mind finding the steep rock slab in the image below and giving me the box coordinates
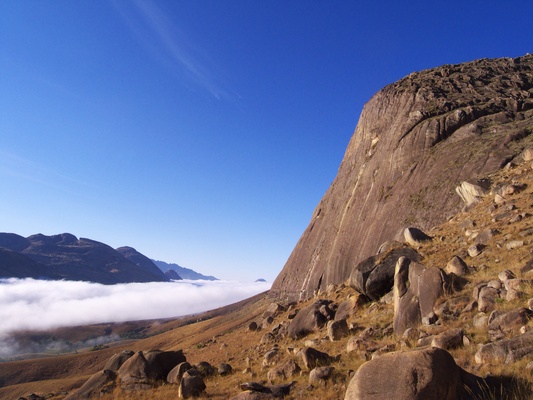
[393,257,447,335]
[344,347,463,400]
[271,55,533,301]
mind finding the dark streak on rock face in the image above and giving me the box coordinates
[271,55,533,301]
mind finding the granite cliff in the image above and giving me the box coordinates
[271,55,533,301]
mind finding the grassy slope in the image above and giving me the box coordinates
[4,159,533,399]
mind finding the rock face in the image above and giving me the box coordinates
[0,232,170,284]
[271,55,533,301]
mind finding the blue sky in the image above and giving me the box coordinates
[1,1,531,281]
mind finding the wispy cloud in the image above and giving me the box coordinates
[113,0,234,100]
[0,150,93,194]
[0,278,270,356]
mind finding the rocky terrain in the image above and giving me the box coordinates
[0,233,173,284]
[271,54,533,301]
[1,55,533,399]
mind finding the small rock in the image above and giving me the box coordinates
[445,256,469,276]
[506,240,524,250]
[468,244,483,257]
[498,270,516,282]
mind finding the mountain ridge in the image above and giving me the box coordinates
[152,259,218,281]
[0,233,208,284]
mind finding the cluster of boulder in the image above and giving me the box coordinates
[53,149,533,399]
[64,349,217,399]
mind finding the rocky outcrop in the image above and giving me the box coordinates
[271,55,533,301]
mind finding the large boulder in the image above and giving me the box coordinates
[393,257,447,335]
[348,243,421,301]
[287,300,335,339]
[144,349,186,381]
[167,361,192,384]
[64,370,116,400]
[475,330,533,364]
[270,55,533,301]
[344,347,463,400]
[117,351,152,390]
[179,375,206,399]
[103,350,135,372]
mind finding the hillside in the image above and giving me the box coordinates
[2,55,533,400]
[271,54,533,301]
[4,154,533,399]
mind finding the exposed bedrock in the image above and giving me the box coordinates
[271,55,533,301]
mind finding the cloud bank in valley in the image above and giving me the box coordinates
[0,278,271,355]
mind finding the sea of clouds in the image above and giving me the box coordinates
[0,278,271,357]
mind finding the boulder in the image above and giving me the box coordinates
[263,303,285,319]
[267,359,301,383]
[195,361,216,377]
[231,392,276,400]
[344,347,463,400]
[487,308,533,340]
[287,300,334,339]
[455,180,489,207]
[262,348,281,367]
[167,361,192,384]
[477,286,499,313]
[218,363,233,376]
[404,227,432,246]
[298,347,334,370]
[179,375,206,399]
[102,350,134,372]
[335,295,366,321]
[431,329,464,350]
[309,366,335,386]
[522,148,533,162]
[327,319,349,341]
[393,257,446,335]
[348,243,421,301]
[144,349,186,381]
[475,330,533,364]
[64,369,116,400]
[236,382,294,399]
[445,256,469,276]
[117,351,151,389]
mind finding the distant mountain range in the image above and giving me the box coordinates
[0,232,214,284]
[152,259,217,281]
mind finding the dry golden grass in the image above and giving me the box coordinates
[5,161,533,399]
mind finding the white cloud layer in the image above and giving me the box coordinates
[0,278,270,356]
